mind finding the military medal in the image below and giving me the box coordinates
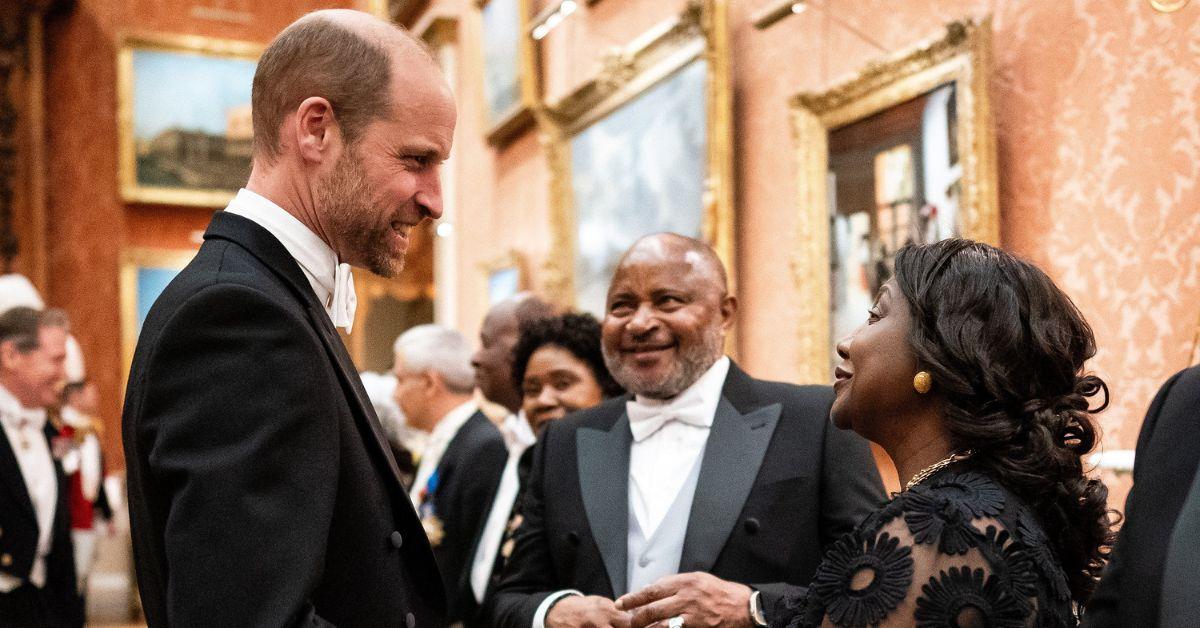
[418,470,444,547]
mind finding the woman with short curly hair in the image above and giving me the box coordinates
[512,312,624,435]
[773,238,1114,627]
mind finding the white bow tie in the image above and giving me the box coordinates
[331,263,357,334]
[626,396,711,442]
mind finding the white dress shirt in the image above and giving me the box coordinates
[627,356,729,538]
[532,357,731,628]
[408,401,479,505]
[223,188,357,332]
[0,384,57,592]
[469,411,538,601]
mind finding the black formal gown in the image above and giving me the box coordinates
[771,466,1076,628]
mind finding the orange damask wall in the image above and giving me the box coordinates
[725,0,1200,502]
[37,0,1200,488]
[41,0,363,464]
[422,0,1199,507]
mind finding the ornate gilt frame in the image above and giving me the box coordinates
[117,33,262,207]
[535,0,734,308]
[481,249,530,304]
[477,0,537,146]
[789,19,999,384]
[119,247,198,390]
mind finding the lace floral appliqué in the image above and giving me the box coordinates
[914,566,1028,628]
[810,532,915,626]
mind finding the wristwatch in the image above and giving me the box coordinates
[749,589,768,627]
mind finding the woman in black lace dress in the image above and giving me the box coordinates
[772,239,1114,627]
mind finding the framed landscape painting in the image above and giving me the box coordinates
[118,33,262,207]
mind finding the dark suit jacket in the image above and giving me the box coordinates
[122,211,446,628]
[487,363,885,627]
[1086,365,1200,627]
[427,410,508,624]
[0,423,81,627]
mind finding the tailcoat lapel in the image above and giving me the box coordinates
[576,412,632,597]
[679,374,782,573]
[0,425,36,525]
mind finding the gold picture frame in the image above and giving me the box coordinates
[481,250,529,305]
[789,19,999,384]
[119,247,199,390]
[117,33,263,207]
[478,0,536,147]
[536,0,735,312]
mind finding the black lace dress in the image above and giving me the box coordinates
[771,467,1075,628]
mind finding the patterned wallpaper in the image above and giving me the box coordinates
[995,0,1200,457]
[731,0,1200,476]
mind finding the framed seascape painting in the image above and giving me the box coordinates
[118,34,262,207]
[539,0,735,316]
[790,20,999,383]
[480,0,533,145]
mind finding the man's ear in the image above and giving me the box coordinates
[0,340,20,372]
[719,295,738,332]
[291,96,341,165]
[420,371,439,397]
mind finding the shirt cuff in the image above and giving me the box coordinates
[532,590,583,628]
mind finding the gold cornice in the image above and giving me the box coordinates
[791,21,972,116]
[541,0,705,132]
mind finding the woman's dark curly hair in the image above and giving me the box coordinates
[511,312,624,398]
[892,238,1114,604]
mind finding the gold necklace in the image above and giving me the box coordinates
[904,449,975,491]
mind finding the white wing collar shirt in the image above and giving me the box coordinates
[223,188,357,333]
[532,356,731,628]
[626,356,730,538]
[0,383,57,592]
[408,401,479,505]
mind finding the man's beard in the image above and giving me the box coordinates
[319,150,404,278]
[602,326,724,400]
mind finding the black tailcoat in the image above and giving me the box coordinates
[425,410,508,623]
[123,212,446,628]
[0,423,81,627]
[487,364,885,627]
[1086,365,1200,627]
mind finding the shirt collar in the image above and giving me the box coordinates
[503,410,538,451]
[428,401,479,446]
[0,383,47,432]
[223,188,339,307]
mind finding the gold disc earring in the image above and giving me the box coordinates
[913,371,933,394]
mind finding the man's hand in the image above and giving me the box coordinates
[615,572,754,628]
[546,595,632,628]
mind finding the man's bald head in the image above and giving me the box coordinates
[251,9,435,161]
[601,233,735,399]
[615,233,729,298]
[472,293,557,412]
